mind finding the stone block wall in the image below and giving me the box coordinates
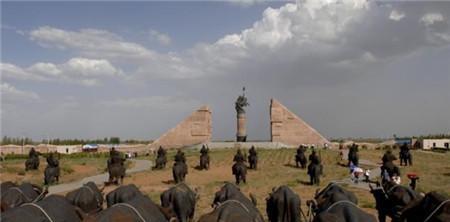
[270,99,329,147]
[149,105,212,150]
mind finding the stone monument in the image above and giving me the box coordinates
[149,105,212,150]
[235,87,249,142]
[270,99,329,146]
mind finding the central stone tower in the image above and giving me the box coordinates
[235,87,249,142]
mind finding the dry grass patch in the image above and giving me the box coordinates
[0,157,108,185]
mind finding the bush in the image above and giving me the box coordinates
[5,166,22,173]
[60,152,110,159]
[361,202,375,208]
[362,145,368,150]
[17,169,26,176]
[62,165,74,174]
[4,154,28,160]
[383,145,392,150]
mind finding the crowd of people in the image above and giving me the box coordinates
[21,141,415,188]
[10,141,442,222]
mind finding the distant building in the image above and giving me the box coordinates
[422,139,450,150]
[56,145,81,154]
[82,144,99,152]
[394,138,412,145]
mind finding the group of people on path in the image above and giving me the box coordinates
[155,144,325,186]
[24,147,60,185]
[25,147,40,170]
[380,142,414,185]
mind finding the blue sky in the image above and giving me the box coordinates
[2,1,284,63]
[1,0,449,141]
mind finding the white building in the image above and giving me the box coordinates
[422,139,450,150]
[82,144,99,152]
[56,145,82,154]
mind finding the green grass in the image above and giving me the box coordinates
[62,165,74,174]
[3,148,449,220]
[358,149,450,195]
[137,148,450,220]
[1,156,108,185]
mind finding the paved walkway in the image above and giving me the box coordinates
[332,150,381,190]
[48,159,152,194]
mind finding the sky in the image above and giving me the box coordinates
[1,0,449,141]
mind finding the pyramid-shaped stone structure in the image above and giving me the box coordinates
[270,99,329,146]
[149,105,212,150]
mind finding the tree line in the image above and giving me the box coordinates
[1,136,152,145]
[330,133,450,143]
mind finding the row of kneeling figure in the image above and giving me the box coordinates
[1,180,449,222]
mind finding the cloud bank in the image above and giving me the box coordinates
[2,0,450,140]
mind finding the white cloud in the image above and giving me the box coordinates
[420,13,444,26]
[126,0,450,81]
[28,63,62,77]
[390,10,405,21]
[19,1,450,83]
[1,83,40,103]
[63,57,122,77]
[3,0,450,140]
[1,24,26,36]
[29,26,154,61]
[1,58,123,86]
[149,29,172,46]
[0,63,45,81]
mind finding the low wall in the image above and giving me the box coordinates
[0,144,149,155]
[185,142,297,150]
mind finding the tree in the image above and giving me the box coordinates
[109,137,120,144]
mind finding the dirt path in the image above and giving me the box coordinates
[48,159,151,194]
[333,149,381,190]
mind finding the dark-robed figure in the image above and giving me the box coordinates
[154,146,167,169]
[348,143,359,166]
[307,150,322,185]
[232,149,247,184]
[108,147,125,166]
[44,152,60,185]
[295,145,307,168]
[107,147,126,185]
[175,149,186,163]
[200,145,209,155]
[248,146,258,170]
[382,149,397,165]
[173,149,188,183]
[233,149,246,163]
[380,150,401,185]
[199,145,210,170]
[25,147,40,171]
[399,142,412,166]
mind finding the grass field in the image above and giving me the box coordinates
[357,149,450,195]
[130,148,450,220]
[344,149,450,214]
[2,148,448,221]
[0,156,109,185]
[130,148,372,219]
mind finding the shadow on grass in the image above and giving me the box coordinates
[284,163,305,169]
[297,179,312,186]
[194,165,210,171]
[162,180,175,185]
[337,162,348,167]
